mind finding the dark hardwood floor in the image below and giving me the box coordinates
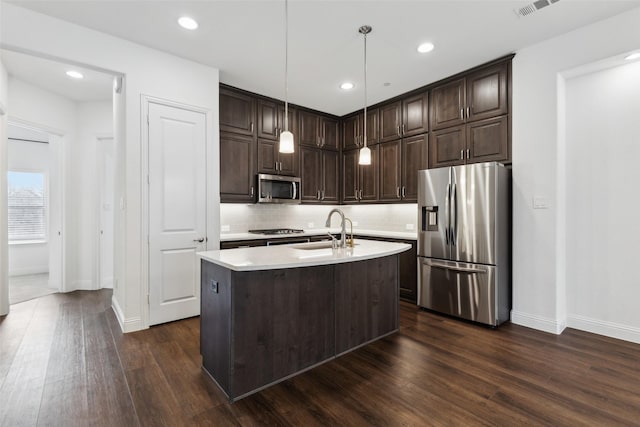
[1,289,639,426]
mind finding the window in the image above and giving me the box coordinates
[8,171,46,242]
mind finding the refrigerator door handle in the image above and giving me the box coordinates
[452,183,458,246]
[424,259,487,274]
[445,183,451,245]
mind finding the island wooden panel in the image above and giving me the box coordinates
[335,256,399,354]
[200,254,400,401]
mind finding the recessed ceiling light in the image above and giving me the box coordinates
[417,42,435,53]
[340,82,354,90]
[625,52,640,61]
[178,16,198,30]
[66,70,84,79]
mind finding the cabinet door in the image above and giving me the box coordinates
[430,78,465,131]
[220,88,256,136]
[429,125,466,168]
[300,146,321,202]
[466,62,508,123]
[298,110,320,148]
[399,241,418,302]
[342,114,360,150]
[401,134,427,202]
[342,149,359,203]
[402,92,428,137]
[220,132,255,202]
[365,108,379,145]
[257,99,279,140]
[278,150,298,176]
[257,138,278,174]
[321,150,339,203]
[379,101,402,143]
[359,145,379,201]
[379,140,402,202]
[321,117,339,151]
[466,116,508,163]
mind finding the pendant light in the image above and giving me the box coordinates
[279,0,294,153]
[358,25,372,165]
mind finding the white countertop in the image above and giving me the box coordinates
[198,238,411,271]
[220,228,417,242]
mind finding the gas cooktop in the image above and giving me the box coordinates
[248,228,305,235]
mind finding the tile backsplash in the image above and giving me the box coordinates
[220,203,418,234]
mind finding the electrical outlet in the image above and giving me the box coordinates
[221,224,230,232]
[533,197,549,209]
[406,223,415,230]
[210,280,218,293]
[307,222,314,228]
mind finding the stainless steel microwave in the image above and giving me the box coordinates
[257,174,301,204]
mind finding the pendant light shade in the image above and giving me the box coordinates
[358,25,372,166]
[279,130,294,153]
[359,146,371,165]
[279,0,294,153]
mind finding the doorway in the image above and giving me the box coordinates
[6,123,62,304]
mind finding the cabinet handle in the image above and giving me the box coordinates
[466,149,470,159]
[466,107,470,118]
[250,186,254,197]
[397,126,400,137]
[321,190,325,201]
[250,122,254,133]
[360,189,363,200]
[460,109,464,120]
[396,187,400,199]
[402,186,406,198]
[460,150,464,160]
[402,123,405,135]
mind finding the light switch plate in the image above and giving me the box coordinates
[533,197,549,209]
[210,280,218,293]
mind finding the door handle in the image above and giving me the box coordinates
[445,183,451,245]
[193,237,205,243]
[424,259,486,274]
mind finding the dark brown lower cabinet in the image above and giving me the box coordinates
[200,254,400,402]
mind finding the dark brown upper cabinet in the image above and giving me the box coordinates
[429,116,508,168]
[343,109,379,150]
[257,100,296,141]
[220,131,255,203]
[379,92,428,143]
[257,138,298,176]
[342,147,379,203]
[431,62,508,131]
[220,88,256,136]
[379,134,427,202]
[298,110,339,151]
[300,147,339,203]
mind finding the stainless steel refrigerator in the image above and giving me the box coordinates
[417,162,511,326]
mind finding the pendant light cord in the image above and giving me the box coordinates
[363,29,367,148]
[284,0,289,131]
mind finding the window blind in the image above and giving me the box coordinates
[8,172,46,242]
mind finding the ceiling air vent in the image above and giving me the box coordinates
[514,0,560,18]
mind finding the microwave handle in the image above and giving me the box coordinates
[292,181,297,200]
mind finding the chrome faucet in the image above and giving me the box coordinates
[325,208,347,248]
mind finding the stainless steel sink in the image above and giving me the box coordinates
[291,241,358,250]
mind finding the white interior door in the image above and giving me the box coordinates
[97,137,114,288]
[148,102,206,325]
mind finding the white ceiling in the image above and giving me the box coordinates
[4,0,640,115]
[0,49,114,102]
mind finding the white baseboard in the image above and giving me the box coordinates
[100,277,113,289]
[111,295,144,333]
[567,314,640,345]
[70,280,94,291]
[511,310,566,335]
[9,266,48,276]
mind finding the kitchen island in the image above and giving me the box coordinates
[198,239,410,402]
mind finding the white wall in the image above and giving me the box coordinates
[74,101,112,289]
[0,60,9,316]
[220,203,417,235]
[511,6,640,336]
[7,137,51,276]
[1,3,220,332]
[564,61,640,343]
[8,78,75,292]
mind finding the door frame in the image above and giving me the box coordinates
[95,134,114,289]
[141,95,212,328]
[6,117,66,294]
